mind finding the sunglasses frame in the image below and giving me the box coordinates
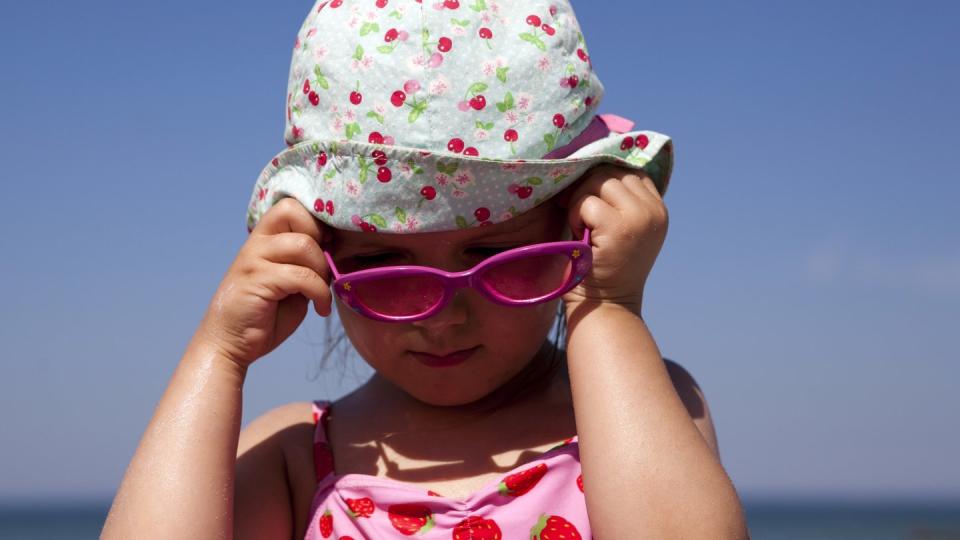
[322,229,592,323]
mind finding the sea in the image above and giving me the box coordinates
[0,499,958,539]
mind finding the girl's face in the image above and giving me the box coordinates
[328,202,568,407]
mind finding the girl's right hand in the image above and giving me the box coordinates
[196,198,333,370]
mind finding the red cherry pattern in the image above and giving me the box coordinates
[317,151,328,167]
[313,197,336,216]
[635,134,650,149]
[437,37,452,52]
[541,24,555,36]
[526,14,541,27]
[377,166,392,182]
[447,137,465,153]
[350,90,362,105]
[420,186,436,200]
[308,91,320,106]
[469,95,486,110]
[478,27,492,39]
[474,207,490,221]
[443,0,459,8]
[463,146,479,156]
[371,149,387,166]
[368,131,384,144]
[503,129,518,142]
[376,0,388,7]
[620,136,634,151]
[391,90,406,107]
[552,113,565,128]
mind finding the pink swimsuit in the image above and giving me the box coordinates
[304,400,591,539]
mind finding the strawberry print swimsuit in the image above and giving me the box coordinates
[304,400,591,539]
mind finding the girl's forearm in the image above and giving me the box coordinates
[565,301,748,539]
[101,334,247,539]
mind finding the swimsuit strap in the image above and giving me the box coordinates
[311,400,335,482]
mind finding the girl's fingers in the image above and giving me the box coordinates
[567,191,617,240]
[259,262,333,315]
[253,197,325,245]
[249,198,332,313]
[566,165,647,236]
[565,166,616,235]
[620,172,662,201]
[256,232,331,282]
[595,174,644,215]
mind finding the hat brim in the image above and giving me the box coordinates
[246,130,672,234]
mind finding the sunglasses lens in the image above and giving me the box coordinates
[481,253,572,300]
[352,274,444,317]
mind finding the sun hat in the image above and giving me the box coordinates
[246,0,673,234]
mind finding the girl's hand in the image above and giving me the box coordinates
[196,198,333,369]
[561,164,668,312]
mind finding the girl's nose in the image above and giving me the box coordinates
[411,287,472,331]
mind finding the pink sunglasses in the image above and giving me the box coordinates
[323,229,592,322]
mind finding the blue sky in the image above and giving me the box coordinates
[0,0,957,502]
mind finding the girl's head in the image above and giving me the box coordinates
[325,197,570,406]
[245,0,674,405]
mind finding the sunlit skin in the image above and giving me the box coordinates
[102,165,747,539]
[327,201,569,407]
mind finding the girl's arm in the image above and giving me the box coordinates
[101,336,257,539]
[561,165,748,538]
[103,199,333,538]
[566,302,747,539]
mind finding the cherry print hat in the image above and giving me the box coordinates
[246,0,674,234]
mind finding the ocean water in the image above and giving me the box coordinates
[745,501,960,540]
[0,502,110,540]
[1,500,958,539]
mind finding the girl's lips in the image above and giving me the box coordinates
[411,346,480,368]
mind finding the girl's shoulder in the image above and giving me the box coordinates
[236,401,319,539]
[238,401,317,458]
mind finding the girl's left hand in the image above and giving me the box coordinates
[560,164,668,311]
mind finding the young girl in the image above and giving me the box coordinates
[103,0,747,538]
